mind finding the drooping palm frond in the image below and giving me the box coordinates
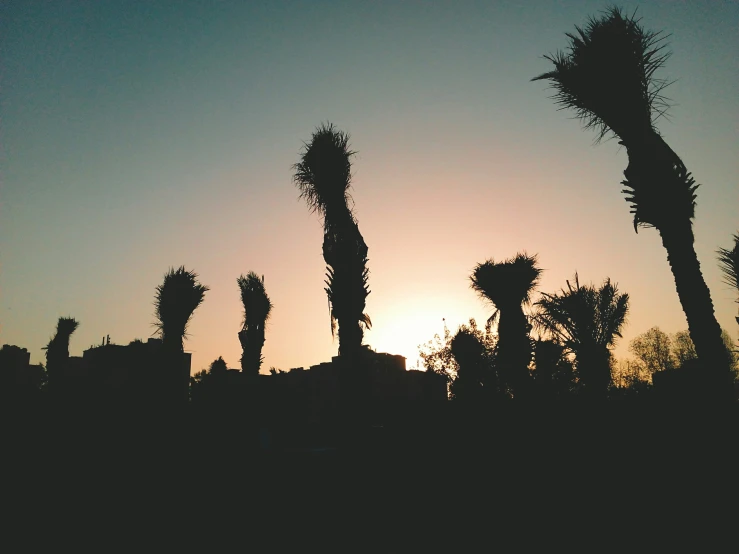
[292,122,356,220]
[532,6,672,143]
[154,266,209,348]
[717,232,739,294]
[470,253,542,320]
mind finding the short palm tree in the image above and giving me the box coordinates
[534,274,629,395]
[155,266,209,353]
[237,272,273,375]
[154,266,208,399]
[533,7,730,380]
[717,232,739,328]
[293,123,371,360]
[470,253,541,397]
[43,317,79,389]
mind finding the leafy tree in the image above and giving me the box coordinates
[534,274,629,396]
[612,358,650,391]
[237,272,273,375]
[418,319,496,398]
[629,326,675,376]
[450,326,498,403]
[293,123,371,360]
[470,253,541,397]
[670,329,738,378]
[671,330,698,368]
[534,6,730,383]
[43,317,79,390]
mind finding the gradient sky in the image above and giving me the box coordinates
[2,1,737,375]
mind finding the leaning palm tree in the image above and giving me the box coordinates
[534,274,629,396]
[43,317,79,389]
[237,272,273,375]
[154,266,208,400]
[533,7,730,381]
[293,123,371,360]
[717,232,739,328]
[470,253,542,397]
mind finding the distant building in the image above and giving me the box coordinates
[0,344,45,392]
[82,338,191,400]
[255,350,447,426]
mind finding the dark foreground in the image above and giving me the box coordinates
[5,399,738,549]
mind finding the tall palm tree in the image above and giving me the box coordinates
[533,7,730,382]
[293,123,371,360]
[237,272,273,375]
[154,266,208,400]
[534,274,629,395]
[43,317,79,389]
[470,253,541,397]
[717,232,739,328]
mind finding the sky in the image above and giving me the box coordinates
[1,1,737,374]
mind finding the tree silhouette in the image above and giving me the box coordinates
[43,317,79,390]
[470,253,541,397]
[154,266,208,401]
[449,324,497,403]
[533,7,731,385]
[237,272,273,375]
[717,232,739,329]
[532,339,576,397]
[629,326,675,377]
[293,123,371,360]
[534,274,629,396]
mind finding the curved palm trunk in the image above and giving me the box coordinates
[660,223,731,386]
[623,135,731,386]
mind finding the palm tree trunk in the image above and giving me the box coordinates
[660,221,731,390]
[497,309,533,397]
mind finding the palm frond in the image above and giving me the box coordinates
[154,266,209,345]
[533,6,672,143]
[293,122,356,220]
[237,271,273,330]
[43,316,80,351]
[534,273,629,352]
[717,232,739,294]
[471,252,542,311]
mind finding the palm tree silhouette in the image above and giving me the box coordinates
[470,253,541,397]
[237,272,273,375]
[43,317,79,390]
[534,274,629,396]
[154,266,208,400]
[293,123,371,360]
[717,233,739,328]
[533,7,730,381]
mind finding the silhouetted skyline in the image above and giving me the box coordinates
[2,1,737,374]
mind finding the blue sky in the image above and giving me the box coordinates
[2,1,737,373]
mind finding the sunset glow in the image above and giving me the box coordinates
[2,1,737,376]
